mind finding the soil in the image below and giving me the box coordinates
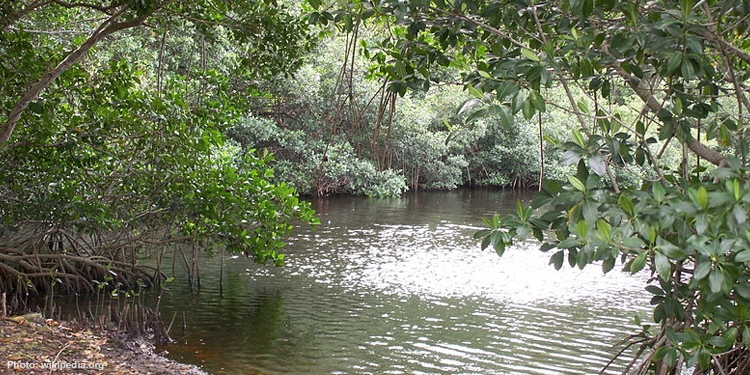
[0,314,210,375]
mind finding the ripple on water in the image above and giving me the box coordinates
[153,192,652,375]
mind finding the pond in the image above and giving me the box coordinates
[153,189,651,375]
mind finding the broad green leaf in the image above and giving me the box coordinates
[550,250,565,270]
[568,175,586,192]
[736,250,750,263]
[497,105,514,131]
[576,219,588,237]
[522,97,535,119]
[572,128,586,147]
[708,269,725,294]
[696,186,708,209]
[577,99,589,113]
[493,236,506,257]
[529,90,546,111]
[467,84,484,99]
[521,48,540,62]
[588,155,606,176]
[618,193,634,216]
[694,260,712,280]
[681,0,694,18]
[734,204,747,224]
[665,53,682,76]
[597,219,611,241]
[733,179,741,201]
[645,285,665,296]
[629,251,648,274]
[581,0,593,18]
[655,252,671,281]
[582,201,598,222]
[652,182,666,202]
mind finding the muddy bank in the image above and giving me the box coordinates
[0,314,210,375]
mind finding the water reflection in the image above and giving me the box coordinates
[154,189,650,375]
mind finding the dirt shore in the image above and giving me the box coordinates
[0,314,209,375]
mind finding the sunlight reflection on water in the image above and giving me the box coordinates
[151,190,653,375]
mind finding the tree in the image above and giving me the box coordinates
[312,0,750,373]
[0,0,312,148]
[0,1,318,303]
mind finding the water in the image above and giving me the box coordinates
[151,189,651,375]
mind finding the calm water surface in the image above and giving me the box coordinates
[155,189,651,375]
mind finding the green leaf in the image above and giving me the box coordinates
[736,250,750,263]
[572,128,586,147]
[576,219,588,237]
[694,260,712,280]
[707,335,728,349]
[493,236,506,257]
[734,204,747,224]
[618,193,635,216]
[645,285,665,296]
[696,186,708,209]
[497,105,514,131]
[708,269,725,294]
[655,252,671,281]
[550,250,565,270]
[522,97,535,120]
[652,182,666,202]
[521,48,540,62]
[629,251,648,274]
[581,0,593,18]
[681,0,694,18]
[733,178,741,201]
[597,219,611,241]
[529,90,546,112]
[577,99,589,113]
[582,201,598,222]
[697,348,711,370]
[665,53,682,76]
[568,175,586,192]
[467,84,484,99]
[588,155,606,176]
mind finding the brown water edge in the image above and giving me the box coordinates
[1,286,211,375]
[0,313,209,375]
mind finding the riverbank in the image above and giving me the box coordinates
[0,314,209,375]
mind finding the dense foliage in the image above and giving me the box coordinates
[306,0,750,374]
[230,31,593,196]
[4,0,750,373]
[0,1,317,301]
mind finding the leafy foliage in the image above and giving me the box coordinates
[309,0,750,373]
[0,0,318,297]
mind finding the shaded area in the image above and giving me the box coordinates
[0,315,207,375]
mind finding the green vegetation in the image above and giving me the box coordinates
[4,0,750,374]
[0,1,318,302]
[307,0,750,374]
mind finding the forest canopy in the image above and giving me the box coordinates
[0,0,318,304]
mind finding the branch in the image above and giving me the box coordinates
[6,26,89,35]
[50,0,125,13]
[606,57,727,166]
[699,28,750,67]
[0,8,150,149]
[0,1,54,30]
